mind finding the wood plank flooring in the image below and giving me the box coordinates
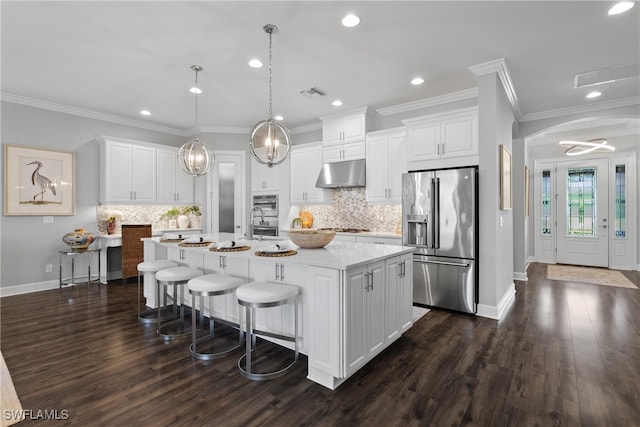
[1,262,639,426]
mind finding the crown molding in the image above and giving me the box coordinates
[520,97,640,122]
[319,106,371,121]
[1,92,185,136]
[469,58,523,120]
[376,88,478,116]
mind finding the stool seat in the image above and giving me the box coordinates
[156,267,202,339]
[236,281,299,381]
[137,259,177,273]
[188,274,244,360]
[156,266,201,283]
[236,281,299,305]
[136,259,178,324]
[189,274,243,294]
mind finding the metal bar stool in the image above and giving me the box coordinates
[156,266,202,340]
[136,260,178,323]
[236,281,299,381]
[188,274,244,360]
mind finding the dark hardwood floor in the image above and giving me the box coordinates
[1,263,639,426]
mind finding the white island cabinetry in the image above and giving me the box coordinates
[143,236,413,390]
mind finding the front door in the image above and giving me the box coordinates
[556,158,609,267]
[208,151,246,236]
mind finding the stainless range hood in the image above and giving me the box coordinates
[315,159,366,188]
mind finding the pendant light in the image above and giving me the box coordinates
[178,65,214,176]
[249,24,291,168]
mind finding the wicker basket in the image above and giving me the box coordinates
[287,229,336,249]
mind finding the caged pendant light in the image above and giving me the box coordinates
[249,24,291,168]
[178,65,214,176]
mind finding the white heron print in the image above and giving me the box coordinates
[20,158,63,205]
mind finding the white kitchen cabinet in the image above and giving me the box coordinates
[251,157,281,193]
[344,260,385,376]
[99,138,156,203]
[403,107,478,170]
[290,142,330,204]
[320,107,371,163]
[156,147,194,204]
[322,140,366,163]
[365,128,407,203]
[385,254,412,344]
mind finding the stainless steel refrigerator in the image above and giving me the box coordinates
[402,167,478,313]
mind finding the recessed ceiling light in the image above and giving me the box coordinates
[411,77,424,85]
[332,100,343,106]
[608,2,635,15]
[342,14,360,28]
[249,59,263,68]
[586,91,602,99]
[189,87,202,94]
[274,115,284,121]
[140,110,151,116]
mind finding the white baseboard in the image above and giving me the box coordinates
[0,279,60,297]
[476,283,516,320]
[513,271,528,281]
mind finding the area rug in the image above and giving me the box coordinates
[547,264,637,289]
[0,351,24,426]
[412,306,430,321]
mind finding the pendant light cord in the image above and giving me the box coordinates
[194,69,199,132]
[268,28,273,121]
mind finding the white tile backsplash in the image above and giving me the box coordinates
[96,205,202,235]
[299,188,401,232]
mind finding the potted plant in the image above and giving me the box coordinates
[160,207,181,228]
[100,209,123,235]
[181,205,202,229]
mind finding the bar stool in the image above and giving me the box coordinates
[156,266,202,340]
[236,281,299,381]
[188,274,244,360]
[136,259,178,324]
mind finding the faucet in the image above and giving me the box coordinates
[251,206,265,224]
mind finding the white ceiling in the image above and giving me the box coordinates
[2,1,639,139]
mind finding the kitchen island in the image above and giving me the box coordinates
[143,234,413,390]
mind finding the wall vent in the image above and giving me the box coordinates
[300,87,326,99]
[574,63,639,88]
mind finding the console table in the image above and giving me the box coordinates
[58,248,102,291]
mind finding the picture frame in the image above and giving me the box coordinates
[524,165,530,217]
[4,144,75,215]
[499,144,512,210]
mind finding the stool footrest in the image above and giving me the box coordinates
[238,353,298,381]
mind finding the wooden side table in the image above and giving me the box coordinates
[58,248,102,291]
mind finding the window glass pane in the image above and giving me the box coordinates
[541,170,551,235]
[566,168,596,237]
[615,165,626,238]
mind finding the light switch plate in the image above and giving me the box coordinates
[43,216,54,224]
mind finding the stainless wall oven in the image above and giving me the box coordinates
[251,194,279,237]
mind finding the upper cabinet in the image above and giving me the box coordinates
[98,136,193,204]
[251,157,281,193]
[290,142,330,204]
[365,128,407,204]
[320,107,371,163]
[403,107,478,170]
[99,138,156,203]
[156,147,194,204]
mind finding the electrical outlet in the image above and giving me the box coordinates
[45,264,53,273]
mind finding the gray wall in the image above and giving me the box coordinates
[1,102,183,290]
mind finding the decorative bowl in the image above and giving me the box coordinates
[287,229,336,249]
[62,228,95,250]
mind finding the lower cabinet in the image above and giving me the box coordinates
[344,260,385,376]
[385,254,413,344]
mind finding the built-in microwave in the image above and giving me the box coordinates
[252,194,278,217]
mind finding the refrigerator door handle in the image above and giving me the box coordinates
[430,178,436,249]
[414,258,470,268]
[434,177,440,249]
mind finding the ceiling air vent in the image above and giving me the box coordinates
[300,87,326,99]
[574,63,639,88]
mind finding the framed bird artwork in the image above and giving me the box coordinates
[4,144,75,215]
